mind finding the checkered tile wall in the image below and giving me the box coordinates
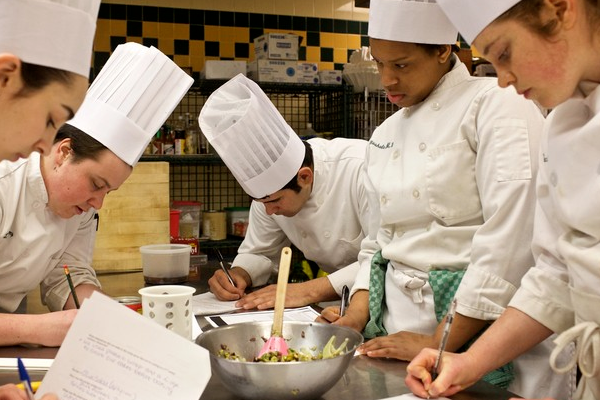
[93,3,370,81]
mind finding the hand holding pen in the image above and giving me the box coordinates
[430,297,457,387]
[17,358,34,400]
[216,249,236,288]
[340,285,350,317]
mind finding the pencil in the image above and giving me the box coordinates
[63,264,80,309]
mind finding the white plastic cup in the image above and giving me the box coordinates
[140,244,191,284]
[138,285,196,340]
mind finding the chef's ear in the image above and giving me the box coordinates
[56,139,73,164]
[297,166,313,186]
[0,53,23,92]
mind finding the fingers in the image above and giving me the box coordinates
[319,306,341,323]
[236,287,276,310]
[208,270,244,301]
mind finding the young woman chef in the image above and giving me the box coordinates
[406,1,600,399]
[0,0,100,162]
[0,42,193,347]
[318,0,572,398]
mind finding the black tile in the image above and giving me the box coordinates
[127,20,143,37]
[98,3,110,19]
[307,17,320,32]
[298,46,306,61]
[127,5,142,21]
[361,35,370,47]
[159,7,174,23]
[306,31,320,47]
[143,37,159,48]
[220,11,234,26]
[205,10,219,25]
[235,12,249,27]
[93,51,110,78]
[205,41,220,57]
[360,21,368,35]
[143,6,158,22]
[320,18,334,33]
[250,28,264,42]
[321,47,334,62]
[190,10,204,24]
[334,63,345,71]
[348,20,360,34]
[347,49,355,60]
[292,16,306,31]
[110,36,127,52]
[221,57,234,61]
[174,8,190,24]
[174,40,189,55]
[264,14,278,29]
[334,19,347,33]
[249,13,263,28]
[279,15,292,30]
[111,4,126,20]
[234,43,249,58]
[190,24,204,41]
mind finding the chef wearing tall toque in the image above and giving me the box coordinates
[199,74,370,311]
[316,1,572,399]
[0,42,193,347]
[0,0,101,162]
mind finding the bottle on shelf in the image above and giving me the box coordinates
[173,115,186,155]
[162,124,175,155]
[299,122,317,140]
[185,115,199,155]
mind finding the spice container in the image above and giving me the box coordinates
[203,210,227,240]
[172,201,202,238]
[225,207,250,237]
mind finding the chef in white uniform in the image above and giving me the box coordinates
[199,74,369,309]
[405,1,600,399]
[319,0,573,399]
[0,0,100,162]
[0,42,193,346]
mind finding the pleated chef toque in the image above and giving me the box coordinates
[198,74,305,199]
[437,0,521,44]
[67,42,194,166]
[368,0,458,45]
[0,0,100,78]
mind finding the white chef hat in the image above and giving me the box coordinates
[0,0,100,78]
[199,74,305,199]
[67,42,193,166]
[368,0,458,45]
[437,0,521,44]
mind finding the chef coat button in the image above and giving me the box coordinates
[380,195,388,205]
[412,189,420,199]
[419,143,427,152]
[403,108,410,116]
[324,231,331,238]
[392,150,400,159]
[549,172,558,186]
[431,102,441,111]
[33,201,41,209]
[301,231,307,238]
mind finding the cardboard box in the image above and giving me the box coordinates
[254,33,299,60]
[247,60,318,83]
[201,60,247,79]
[318,70,343,85]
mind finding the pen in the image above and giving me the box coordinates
[431,297,457,381]
[340,285,349,317]
[216,250,236,288]
[63,264,80,309]
[17,358,35,400]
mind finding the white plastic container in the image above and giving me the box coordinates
[172,201,201,238]
[225,207,250,237]
[140,244,191,284]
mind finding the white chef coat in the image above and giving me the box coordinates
[233,137,369,296]
[510,81,600,399]
[0,153,101,312]
[353,57,572,399]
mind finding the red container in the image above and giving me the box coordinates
[169,209,181,238]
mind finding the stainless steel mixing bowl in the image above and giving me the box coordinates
[196,321,364,400]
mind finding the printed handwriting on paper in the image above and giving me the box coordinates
[37,292,211,400]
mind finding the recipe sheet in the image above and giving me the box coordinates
[204,306,321,327]
[37,292,211,400]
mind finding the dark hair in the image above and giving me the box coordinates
[54,123,110,163]
[277,140,314,194]
[16,62,75,97]
[499,0,600,38]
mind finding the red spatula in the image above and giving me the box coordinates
[257,246,292,358]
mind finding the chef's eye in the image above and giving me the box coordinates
[395,63,407,69]
[47,118,56,129]
[497,48,510,63]
[92,181,104,190]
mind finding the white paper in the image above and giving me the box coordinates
[205,306,320,327]
[37,292,211,400]
[192,291,240,315]
[382,394,451,400]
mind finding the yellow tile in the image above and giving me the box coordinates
[334,33,347,48]
[189,40,205,57]
[320,32,335,48]
[347,34,361,50]
[306,46,320,62]
[220,27,235,42]
[94,21,111,52]
[191,56,205,72]
[173,55,190,69]
[158,38,175,55]
[126,37,143,45]
[143,21,159,38]
[334,48,347,64]
[204,25,219,41]
[234,27,249,43]
[159,22,174,39]
[174,23,188,40]
[96,19,110,39]
[220,41,235,58]
[110,20,127,36]
[319,61,334,70]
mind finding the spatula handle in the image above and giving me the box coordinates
[272,247,292,336]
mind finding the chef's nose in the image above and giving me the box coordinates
[497,69,516,89]
[89,193,105,210]
[35,137,53,156]
[379,66,398,88]
[264,203,278,216]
